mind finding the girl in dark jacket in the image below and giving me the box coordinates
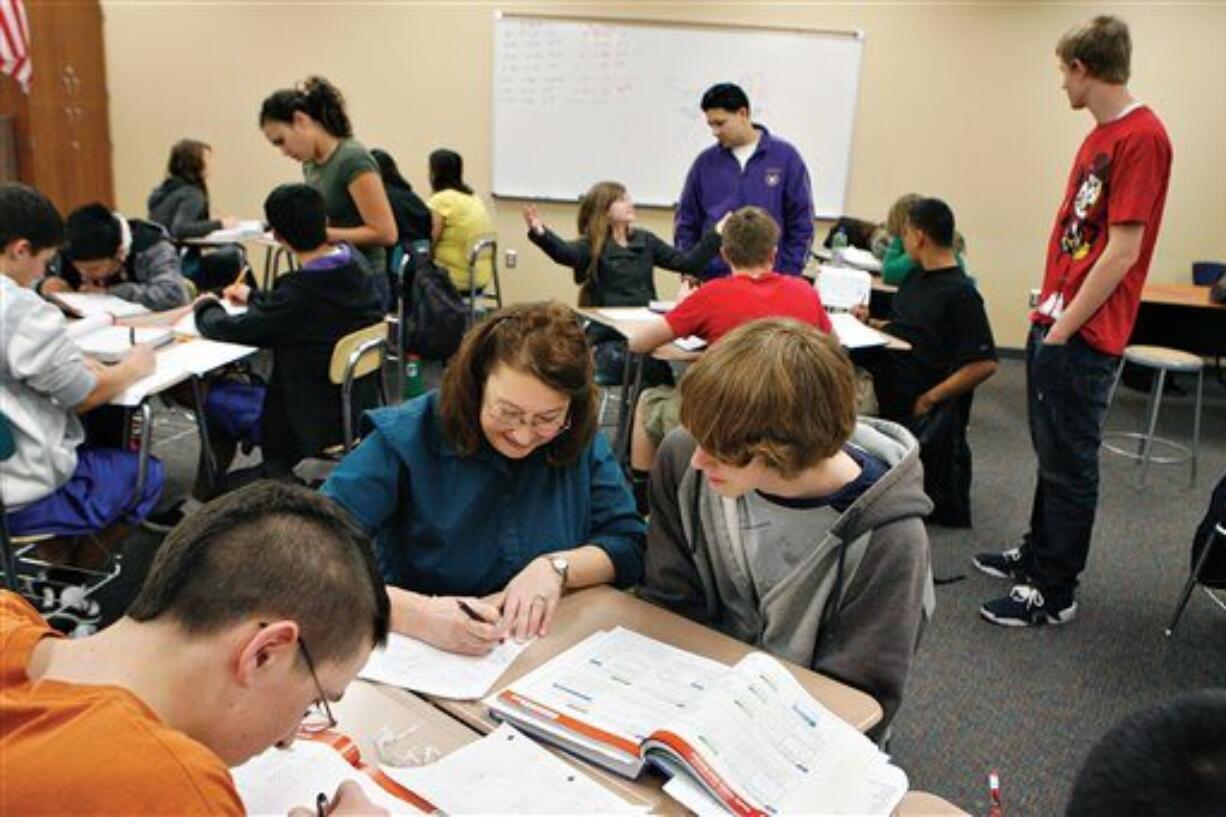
[147,139,245,291]
[523,180,722,383]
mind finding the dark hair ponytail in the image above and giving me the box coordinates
[259,75,353,139]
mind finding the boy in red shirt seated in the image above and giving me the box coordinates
[622,206,831,510]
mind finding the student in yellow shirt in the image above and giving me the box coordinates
[426,149,493,294]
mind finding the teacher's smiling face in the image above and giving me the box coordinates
[479,364,572,460]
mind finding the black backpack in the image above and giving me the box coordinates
[1191,474,1226,589]
[401,244,468,362]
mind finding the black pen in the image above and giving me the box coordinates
[128,326,135,346]
[316,791,328,817]
[456,599,488,622]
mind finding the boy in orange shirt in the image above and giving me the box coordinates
[0,482,390,816]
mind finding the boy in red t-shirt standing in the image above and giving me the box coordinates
[976,16,1173,627]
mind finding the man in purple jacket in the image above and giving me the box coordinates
[674,83,815,278]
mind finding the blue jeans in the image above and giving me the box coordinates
[1020,324,1119,595]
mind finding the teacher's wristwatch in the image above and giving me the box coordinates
[546,555,570,590]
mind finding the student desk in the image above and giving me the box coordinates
[427,585,883,736]
[106,334,256,498]
[336,655,966,813]
[333,679,968,815]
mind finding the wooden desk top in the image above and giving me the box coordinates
[579,306,910,354]
[431,585,882,736]
[1142,282,1224,309]
[336,679,962,815]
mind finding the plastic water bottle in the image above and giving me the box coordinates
[831,228,849,267]
[403,355,424,400]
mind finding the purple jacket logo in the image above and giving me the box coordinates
[764,169,782,188]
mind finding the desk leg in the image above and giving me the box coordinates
[614,351,646,470]
[191,376,219,497]
[611,341,635,461]
[133,402,153,501]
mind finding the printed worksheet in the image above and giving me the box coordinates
[232,740,415,816]
[359,632,530,699]
[383,724,649,814]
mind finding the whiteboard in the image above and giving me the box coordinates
[492,14,864,217]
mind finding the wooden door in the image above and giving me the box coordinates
[0,0,113,212]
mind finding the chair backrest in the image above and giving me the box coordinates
[329,323,389,386]
[466,235,501,317]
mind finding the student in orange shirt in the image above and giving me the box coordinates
[0,481,391,816]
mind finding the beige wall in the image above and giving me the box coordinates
[103,1,1226,348]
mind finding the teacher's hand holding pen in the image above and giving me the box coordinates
[287,781,388,817]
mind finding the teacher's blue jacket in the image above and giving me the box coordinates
[321,392,645,596]
[674,124,814,278]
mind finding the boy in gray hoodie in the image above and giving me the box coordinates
[641,318,934,738]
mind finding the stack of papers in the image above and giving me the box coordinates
[829,313,891,350]
[72,325,174,363]
[199,220,266,243]
[816,264,873,311]
[49,292,149,319]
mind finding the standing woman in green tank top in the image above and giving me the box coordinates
[258,76,397,304]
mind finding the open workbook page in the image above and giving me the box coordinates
[643,652,907,816]
[487,628,727,775]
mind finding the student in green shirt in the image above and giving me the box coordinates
[259,76,397,304]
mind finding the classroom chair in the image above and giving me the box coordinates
[328,322,390,453]
[0,411,120,628]
[1102,345,1205,488]
[464,236,502,327]
[1166,472,1226,636]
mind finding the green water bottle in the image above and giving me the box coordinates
[403,354,425,400]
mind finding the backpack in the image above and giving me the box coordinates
[401,244,468,362]
[1191,473,1226,589]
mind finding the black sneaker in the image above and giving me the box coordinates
[973,547,1029,582]
[980,585,1077,627]
[141,501,187,534]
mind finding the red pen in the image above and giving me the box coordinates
[988,770,1003,817]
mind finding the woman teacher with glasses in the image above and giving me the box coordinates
[322,302,644,655]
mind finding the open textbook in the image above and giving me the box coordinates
[485,628,907,816]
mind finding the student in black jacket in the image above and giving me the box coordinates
[522,180,723,383]
[194,183,384,479]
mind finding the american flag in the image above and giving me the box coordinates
[0,0,31,94]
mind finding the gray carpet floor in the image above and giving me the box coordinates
[889,358,1226,815]
[117,356,1226,815]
